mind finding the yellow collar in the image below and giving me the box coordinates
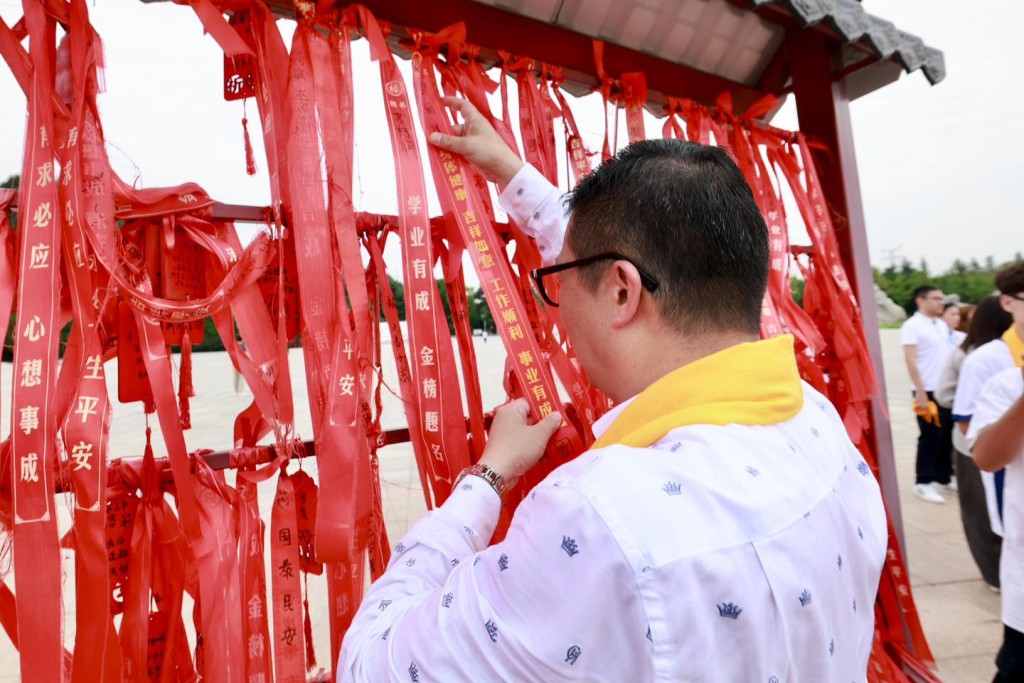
[592,335,804,449]
[1003,326,1024,368]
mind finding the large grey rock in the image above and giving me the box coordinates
[875,284,907,325]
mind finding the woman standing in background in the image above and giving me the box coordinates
[943,302,969,347]
[937,296,1013,589]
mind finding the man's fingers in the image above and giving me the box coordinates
[533,411,563,439]
[442,95,481,123]
[429,131,466,154]
[492,397,530,422]
[509,398,531,418]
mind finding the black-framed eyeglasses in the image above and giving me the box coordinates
[530,252,659,307]
[1008,293,1024,303]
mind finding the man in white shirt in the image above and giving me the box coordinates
[339,98,887,682]
[901,285,954,503]
[954,263,1024,535]
[970,363,1024,681]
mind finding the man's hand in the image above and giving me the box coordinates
[914,389,930,412]
[478,399,562,486]
[903,345,928,411]
[429,97,524,189]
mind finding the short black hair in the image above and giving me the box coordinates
[943,302,957,312]
[563,139,768,334]
[995,261,1024,297]
[912,285,940,302]
[962,295,1012,352]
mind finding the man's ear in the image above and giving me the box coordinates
[606,261,645,329]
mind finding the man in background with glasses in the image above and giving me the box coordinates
[340,99,887,682]
[900,284,956,503]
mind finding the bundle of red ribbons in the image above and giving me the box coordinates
[0,1,936,681]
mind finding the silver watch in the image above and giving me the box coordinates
[454,463,508,501]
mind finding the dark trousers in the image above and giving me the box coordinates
[994,625,1024,682]
[915,391,953,485]
[956,448,1002,587]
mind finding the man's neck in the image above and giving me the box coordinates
[606,328,758,404]
[1014,321,1024,341]
[917,309,939,319]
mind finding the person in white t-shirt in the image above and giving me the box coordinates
[900,285,955,503]
[954,263,1024,542]
[971,363,1024,681]
[936,296,1013,590]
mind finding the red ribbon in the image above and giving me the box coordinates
[414,31,589,500]
[354,6,472,512]
[53,4,122,678]
[270,472,306,682]
[0,3,940,680]
[6,4,66,679]
[549,67,594,184]
[117,437,195,682]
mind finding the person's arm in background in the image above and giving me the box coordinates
[934,348,964,409]
[903,345,930,411]
[431,98,567,266]
[953,353,985,437]
[971,366,1024,472]
[933,348,962,405]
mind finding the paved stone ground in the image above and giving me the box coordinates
[0,328,1002,679]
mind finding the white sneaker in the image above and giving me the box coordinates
[941,479,959,494]
[914,483,945,504]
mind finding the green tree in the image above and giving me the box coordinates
[874,255,1013,314]
[380,274,405,321]
[790,276,805,307]
[467,286,495,333]
[3,315,13,363]
[436,279,455,335]
[191,318,225,352]
[2,175,18,229]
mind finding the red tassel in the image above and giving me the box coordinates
[242,115,257,176]
[178,331,193,430]
[303,591,317,669]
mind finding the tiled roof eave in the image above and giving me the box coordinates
[748,0,945,85]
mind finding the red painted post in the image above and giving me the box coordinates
[787,31,905,550]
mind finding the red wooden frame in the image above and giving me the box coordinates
[788,31,903,547]
[262,0,768,112]
[154,0,905,547]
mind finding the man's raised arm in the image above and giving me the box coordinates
[430,97,568,265]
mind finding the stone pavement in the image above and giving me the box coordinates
[0,328,1003,679]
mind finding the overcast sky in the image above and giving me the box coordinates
[0,0,1020,275]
